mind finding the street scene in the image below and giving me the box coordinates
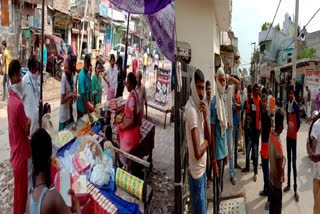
[175,0,320,214]
[1,0,320,213]
[0,0,174,213]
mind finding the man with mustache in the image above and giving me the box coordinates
[184,69,210,213]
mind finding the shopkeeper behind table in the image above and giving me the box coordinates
[59,56,78,131]
[92,60,103,107]
[117,72,142,159]
[77,54,93,123]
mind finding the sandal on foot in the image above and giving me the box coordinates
[253,174,257,182]
[295,192,299,202]
[265,202,270,210]
[259,190,268,197]
[283,186,291,192]
[231,178,236,185]
[241,167,249,173]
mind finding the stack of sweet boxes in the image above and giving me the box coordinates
[87,182,118,214]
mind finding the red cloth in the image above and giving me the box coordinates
[8,90,31,214]
[132,59,138,76]
[117,92,141,153]
[261,142,269,159]
[287,113,298,139]
[246,98,250,114]
[270,132,285,183]
[13,160,28,214]
[253,96,260,130]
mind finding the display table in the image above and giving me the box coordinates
[112,119,155,169]
[147,100,171,129]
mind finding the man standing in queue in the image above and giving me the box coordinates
[211,68,228,213]
[184,69,210,213]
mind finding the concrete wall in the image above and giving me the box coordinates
[305,31,320,58]
[176,0,215,93]
[0,0,19,59]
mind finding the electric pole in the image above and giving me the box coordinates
[292,0,299,87]
[251,42,256,84]
[78,0,89,59]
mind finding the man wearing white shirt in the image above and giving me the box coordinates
[22,55,40,137]
[205,80,212,182]
[311,117,320,213]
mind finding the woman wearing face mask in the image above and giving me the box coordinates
[103,54,117,101]
[22,55,40,137]
[59,56,78,131]
[92,60,103,107]
[116,72,142,165]
[7,59,32,214]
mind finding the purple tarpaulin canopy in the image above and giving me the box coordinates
[108,0,174,62]
[146,2,174,61]
[109,0,172,14]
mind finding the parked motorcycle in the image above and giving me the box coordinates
[307,110,320,158]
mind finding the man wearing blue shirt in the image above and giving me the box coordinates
[211,68,228,214]
[43,41,47,83]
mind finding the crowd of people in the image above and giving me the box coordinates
[184,68,320,214]
[4,37,150,213]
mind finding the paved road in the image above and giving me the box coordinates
[208,120,315,214]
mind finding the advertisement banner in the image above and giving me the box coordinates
[305,68,320,100]
[260,62,270,78]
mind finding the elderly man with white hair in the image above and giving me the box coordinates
[211,67,228,213]
[136,70,148,119]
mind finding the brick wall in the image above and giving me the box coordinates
[53,0,70,12]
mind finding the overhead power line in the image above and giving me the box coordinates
[257,0,282,49]
[278,7,320,60]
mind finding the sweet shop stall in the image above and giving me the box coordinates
[50,101,155,214]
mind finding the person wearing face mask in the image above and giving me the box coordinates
[184,69,210,214]
[211,67,228,214]
[59,56,78,131]
[224,73,240,185]
[77,54,93,123]
[7,59,32,214]
[103,54,117,101]
[22,55,40,137]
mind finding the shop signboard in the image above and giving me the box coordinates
[54,12,71,30]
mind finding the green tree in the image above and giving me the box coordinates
[275,23,280,31]
[297,47,317,60]
[262,22,272,31]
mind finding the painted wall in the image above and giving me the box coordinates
[176,0,215,93]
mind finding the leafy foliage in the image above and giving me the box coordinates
[297,47,317,60]
[275,24,280,31]
[262,22,272,31]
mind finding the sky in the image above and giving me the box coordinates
[232,0,320,72]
